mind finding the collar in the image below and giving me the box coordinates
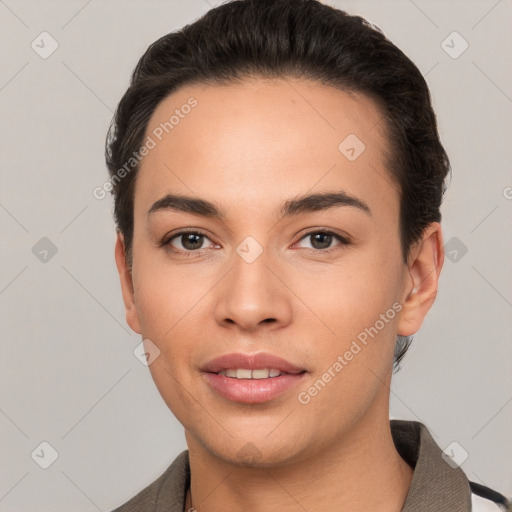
[154,420,471,511]
[391,420,471,512]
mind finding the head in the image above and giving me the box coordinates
[107,0,448,466]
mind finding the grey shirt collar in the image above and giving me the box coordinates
[391,420,471,512]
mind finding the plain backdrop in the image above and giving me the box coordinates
[1,0,511,510]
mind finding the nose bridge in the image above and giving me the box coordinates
[214,241,292,331]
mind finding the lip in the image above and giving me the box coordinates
[202,352,305,374]
[201,352,307,404]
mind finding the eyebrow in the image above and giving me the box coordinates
[147,191,371,219]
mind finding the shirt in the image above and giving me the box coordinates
[111,420,510,512]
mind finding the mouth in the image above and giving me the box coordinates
[216,368,289,379]
[201,352,307,404]
[202,352,306,374]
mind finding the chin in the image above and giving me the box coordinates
[195,429,312,469]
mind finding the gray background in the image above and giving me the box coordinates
[1,0,511,510]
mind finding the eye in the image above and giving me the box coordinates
[296,230,350,251]
[164,230,216,252]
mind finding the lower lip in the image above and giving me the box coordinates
[202,372,307,404]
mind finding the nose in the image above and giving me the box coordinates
[213,249,293,333]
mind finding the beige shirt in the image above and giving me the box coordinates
[111,420,509,512]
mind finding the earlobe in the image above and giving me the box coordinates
[114,233,141,334]
[397,223,444,337]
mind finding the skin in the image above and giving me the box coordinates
[115,77,444,512]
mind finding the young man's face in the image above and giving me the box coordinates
[116,78,441,466]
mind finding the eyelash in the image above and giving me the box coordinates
[161,228,351,257]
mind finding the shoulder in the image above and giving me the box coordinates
[110,450,190,512]
[471,481,511,512]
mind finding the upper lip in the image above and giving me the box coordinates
[202,352,306,374]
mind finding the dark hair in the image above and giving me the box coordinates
[105,0,450,369]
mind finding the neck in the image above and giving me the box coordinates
[185,412,413,512]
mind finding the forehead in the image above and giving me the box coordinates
[135,78,398,221]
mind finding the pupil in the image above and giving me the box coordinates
[312,233,332,249]
[183,233,203,250]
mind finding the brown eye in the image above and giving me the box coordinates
[168,232,211,251]
[296,230,350,251]
[310,232,333,249]
[183,233,204,250]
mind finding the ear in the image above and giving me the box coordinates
[114,232,141,334]
[397,222,444,337]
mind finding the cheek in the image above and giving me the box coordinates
[291,256,402,425]
[131,261,208,423]
[288,245,404,414]
[290,248,402,340]
[130,248,218,386]
[131,246,211,340]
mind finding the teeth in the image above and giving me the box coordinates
[236,368,252,379]
[251,369,269,379]
[217,368,282,379]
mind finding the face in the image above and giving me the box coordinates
[116,77,440,467]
